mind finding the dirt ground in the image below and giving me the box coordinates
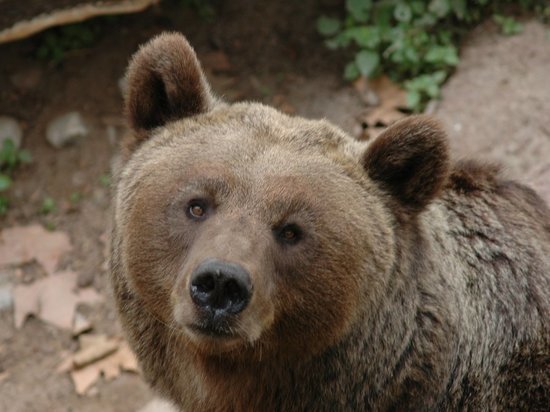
[0,1,548,411]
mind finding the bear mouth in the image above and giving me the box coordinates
[187,323,236,339]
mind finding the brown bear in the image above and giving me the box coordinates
[110,33,550,411]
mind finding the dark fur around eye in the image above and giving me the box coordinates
[274,223,303,245]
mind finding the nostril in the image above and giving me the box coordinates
[194,273,216,294]
[225,279,244,303]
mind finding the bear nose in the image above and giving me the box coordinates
[189,259,252,315]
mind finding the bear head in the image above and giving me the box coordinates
[115,33,450,362]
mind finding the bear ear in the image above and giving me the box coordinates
[362,116,450,213]
[124,32,215,148]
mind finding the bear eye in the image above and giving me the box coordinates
[187,200,208,220]
[276,223,303,245]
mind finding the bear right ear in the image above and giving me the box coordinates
[362,116,450,214]
[124,32,215,150]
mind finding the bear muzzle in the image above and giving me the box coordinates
[188,258,253,337]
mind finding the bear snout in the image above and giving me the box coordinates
[190,258,252,317]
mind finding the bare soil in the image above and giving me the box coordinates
[0,1,548,411]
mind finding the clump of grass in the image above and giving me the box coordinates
[0,138,32,215]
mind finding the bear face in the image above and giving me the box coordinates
[114,33,449,362]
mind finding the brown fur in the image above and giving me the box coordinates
[110,33,550,411]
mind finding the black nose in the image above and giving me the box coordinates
[190,259,252,315]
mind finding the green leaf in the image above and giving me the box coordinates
[493,15,523,36]
[425,45,459,66]
[346,0,372,22]
[355,50,380,77]
[414,12,437,28]
[407,90,422,111]
[0,195,8,214]
[343,61,360,81]
[451,0,466,19]
[1,138,15,153]
[0,174,12,191]
[70,191,82,205]
[346,26,380,49]
[17,149,32,164]
[428,0,451,18]
[410,1,426,15]
[394,3,412,23]
[99,174,111,187]
[317,17,341,36]
[40,197,56,215]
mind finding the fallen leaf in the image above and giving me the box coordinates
[13,271,102,329]
[59,335,139,395]
[71,365,101,395]
[361,75,408,127]
[0,225,72,275]
[73,335,119,368]
[0,371,9,384]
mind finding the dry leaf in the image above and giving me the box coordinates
[71,365,101,395]
[73,335,119,368]
[13,271,102,329]
[362,75,407,127]
[0,371,9,384]
[60,335,139,395]
[0,225,72,275]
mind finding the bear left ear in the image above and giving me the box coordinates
[362,116,450,213]
[124,32,215,149]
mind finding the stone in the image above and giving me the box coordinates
[0,116,23,149]
[46,112,89,148]
[0,285,13,312]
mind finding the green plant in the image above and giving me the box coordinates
[180,0,217,21]
[35,20,105,64]
[44,221,57,231]
[0,138,32,214]
[99,174,111,188]
[318,0,545,111]
[493,15,523,35]
[70,191,83,206]
[40,197,57,215]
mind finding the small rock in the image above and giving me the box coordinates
[73,311,93,336]
[0,285,13,311]
[46,112,89,148]
[0,116,23,149]
[452,122,463,133]
[10,68,42,92]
